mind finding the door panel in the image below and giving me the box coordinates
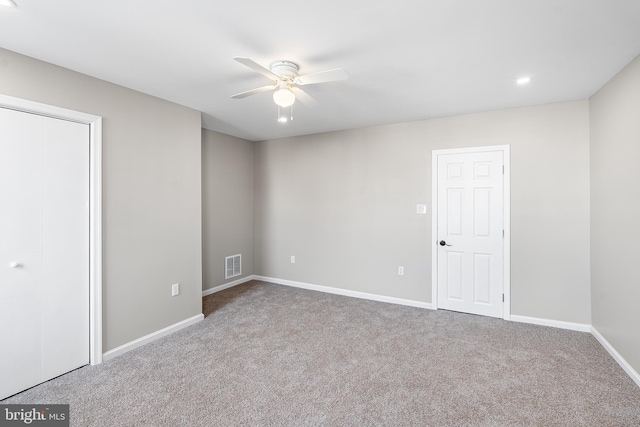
[447,189,463,235]
[473,253,491,304]
[436,150,504,318]
[0,108,44,398]
[474,188,491,237]
[0,108,89,399]
[41,116,89,380]
[446,251,463,300]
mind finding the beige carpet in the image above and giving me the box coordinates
[3,280,640,426]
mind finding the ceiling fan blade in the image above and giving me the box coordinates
[231,84,277,99]
[295,68,349,85]
[233,57,279,81]
[292,87,319,107]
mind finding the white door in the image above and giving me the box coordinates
[435,149,504,318]
[0,107,89,399]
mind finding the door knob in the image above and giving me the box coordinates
[10,262,21,268]
[439,240,452,247]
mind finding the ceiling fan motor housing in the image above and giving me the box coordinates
[270,61,299,79]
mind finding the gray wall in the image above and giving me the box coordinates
[255,100,591,324]
[202,129,254,290]
[0,48,203,352]
[590,55,640,373]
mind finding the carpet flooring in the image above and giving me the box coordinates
[2,280,640,426]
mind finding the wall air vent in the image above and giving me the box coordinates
[225,254,241,279]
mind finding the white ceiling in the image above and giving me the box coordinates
[1,1,639,141]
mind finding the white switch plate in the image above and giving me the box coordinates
[416,204,427,214]
[172,283,180,296]
[291,256,295,264]
[398,266,404,275]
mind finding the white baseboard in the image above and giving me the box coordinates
[591,326,640,388]
[103,313,204,361]
[510,314,591,332]
[202,275,256,297]
[253,275,432,309]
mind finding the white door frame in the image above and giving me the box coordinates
[0,94,103,365]
[431,145,511,320]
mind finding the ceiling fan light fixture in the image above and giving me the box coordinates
[273,88,295,107]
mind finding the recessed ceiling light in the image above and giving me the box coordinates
[0,0,17,7]
[517,77,532,86]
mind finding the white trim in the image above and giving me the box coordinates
[254,276,432,309]
[0,94,100,124]
[0,94,103,365]
[510,315,591,332]
[591,327,640,388]
[103,314,204,361]
[431,152,438,311]
[431,145,511,320]
[88,117,103,365]
[202,275,256,297]
[502,147,511,320]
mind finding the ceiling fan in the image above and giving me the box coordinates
[230,57,349,109]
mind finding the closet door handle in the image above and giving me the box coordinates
[439,240,451,247]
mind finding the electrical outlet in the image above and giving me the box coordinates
[416,204,427,214]
[398,266,404,276]
[291,256,295,264]
[172,283,180,297]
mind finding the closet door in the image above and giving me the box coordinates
[0,107,89,399]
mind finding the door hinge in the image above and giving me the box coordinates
[502,165,505,174]
[502,294,504,302]
[502,229,504,238]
